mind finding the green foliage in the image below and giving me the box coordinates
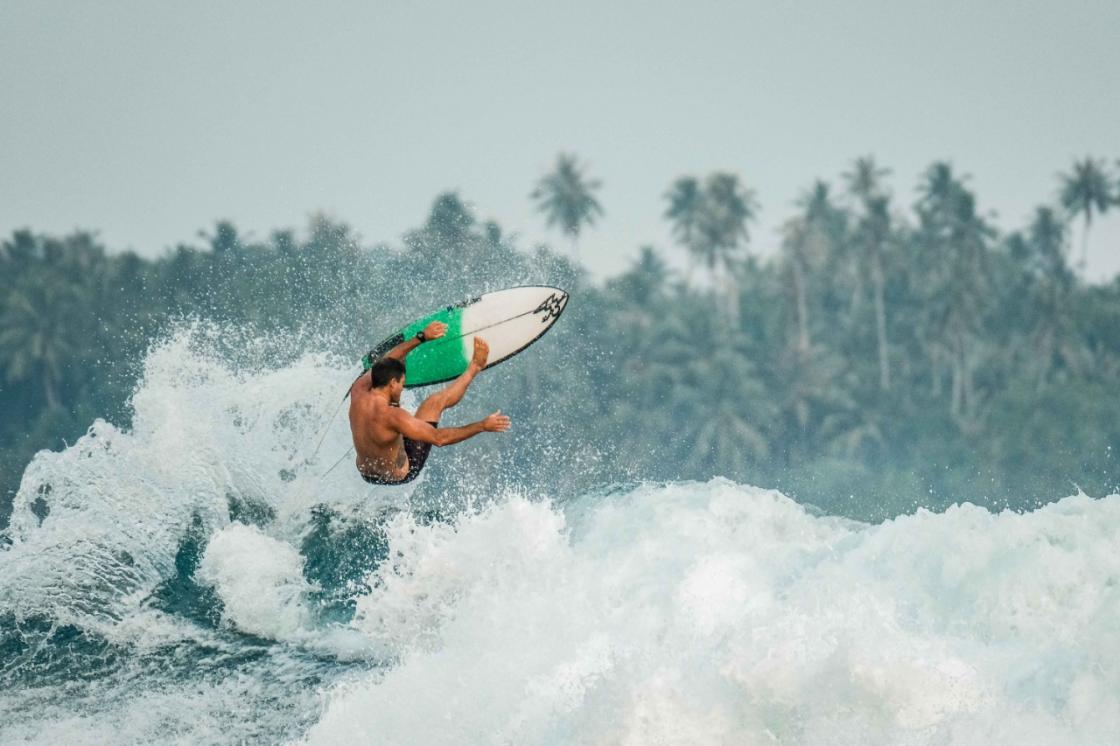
[3,156,1120,526]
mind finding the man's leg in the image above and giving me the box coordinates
[414,337,489,422]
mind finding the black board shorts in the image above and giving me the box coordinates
[360,421,438,486]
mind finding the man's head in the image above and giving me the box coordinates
[370,357,405,401]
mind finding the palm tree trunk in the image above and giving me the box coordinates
[962,334,974,418]
[850,268,864,316]
[950,326,967,419]
[1080,214,1090,272]
[929,344,941,397]
[950,346,962,418]
[722,264,740,326]
[1036,325,1053,392]
[872,260,890,390]
[793,259,810,354]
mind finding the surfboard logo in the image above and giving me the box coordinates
[533,292,566,324]
[451,296,481,310]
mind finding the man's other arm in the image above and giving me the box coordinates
[388,408,511,447]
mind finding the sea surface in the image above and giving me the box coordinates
[2,329,1118,745]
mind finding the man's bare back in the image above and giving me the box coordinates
[348,394,414,482]
[349,325,510,485]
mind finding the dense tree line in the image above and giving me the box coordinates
[2,156,1119,525]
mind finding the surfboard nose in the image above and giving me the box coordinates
[532,288,568,324]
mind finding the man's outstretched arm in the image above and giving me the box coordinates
[389,407,511,447]
[383,321,447,362]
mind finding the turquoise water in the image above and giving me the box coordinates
[2,328,1118,744]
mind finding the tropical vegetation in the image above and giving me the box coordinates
[2,155,1119,524]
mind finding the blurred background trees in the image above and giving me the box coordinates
[2,154,1119,525]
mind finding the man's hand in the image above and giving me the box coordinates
[482,410,511,432]
[422,321,448,341]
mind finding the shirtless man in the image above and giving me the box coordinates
[349,320,511,485]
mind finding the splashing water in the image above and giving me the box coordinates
[2,326,1118,745]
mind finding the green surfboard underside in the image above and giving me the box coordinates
[363,305,470,387]
[398,306,469,386]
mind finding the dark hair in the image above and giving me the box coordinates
[370,357,406,388]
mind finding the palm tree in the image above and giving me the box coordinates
[424,192,475,246]
[1026,206,1070,279]
[913,162,962,390]
[0,278,80,409]
[698,173,758,261]
[780,218,814,355]
[797,181,845,235]
[200,220,241,255]
[780,182,840,355]
[664,177,702,285]
[678,347,772,477]
[843,156,891,202]
[531,153,603,260]
[914,162,993,419]
[842,154,892,317]
[1023,207,1080,387]
[664,173,758,312]
[638,295,773,478]
[612,246,669,309]
[773,342,855,466]
[1059,157,1112,271]
[698,173,758,321]
[949,190,994,421]
[916,162,963,227]
[855,195,894,390]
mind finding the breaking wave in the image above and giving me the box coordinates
[2,326,1117,745]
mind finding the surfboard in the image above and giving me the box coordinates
[361,286,569,387]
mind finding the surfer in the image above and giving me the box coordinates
[349,321,511,485]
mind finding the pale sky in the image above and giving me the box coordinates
[2,0,1118,280]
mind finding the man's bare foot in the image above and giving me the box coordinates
[471,337,490,370]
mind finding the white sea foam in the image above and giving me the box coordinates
[306,480,1120,746]
[4,325,1119,745]
[0,324,401,636]
[0,325,385,743]
[196,522,313,640]
[191,520,375,656]
[1,656,326,746]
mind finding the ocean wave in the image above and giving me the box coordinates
[2,325,1118,744]
[308,481,1120,745]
